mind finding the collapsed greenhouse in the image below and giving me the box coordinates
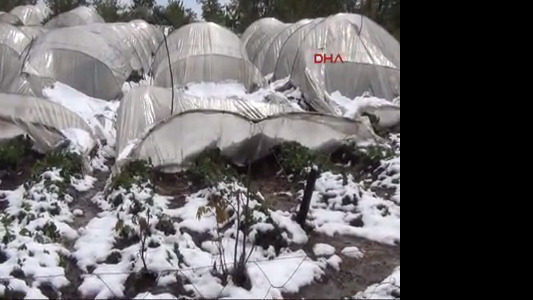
[243,13,401,114]
[0,8,400,298]
[0,93,93,152]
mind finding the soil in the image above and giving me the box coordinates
[284,232,400,299]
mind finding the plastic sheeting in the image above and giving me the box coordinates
[82,22,162,73]
[0,23,31,93]
[119,111,378,171]
[0,12,22,25]
[45,6,104,28]
[116,86,296,156]
[23,25,132,100]
[242,18,289,69]
[10,5,49,26]
[243,14,400,113]
[257,19,313,75]
[288,14,400,113]
[0,93,93,152]
[18,26,48,40]
[152,22,263,90]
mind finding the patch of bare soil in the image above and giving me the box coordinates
[285,232,400,299]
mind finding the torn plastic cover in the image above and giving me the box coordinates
[10,5,49,26]
[23,25,132,100]
[0,93,93,152]
[119,110,378,172]
[44,6,104,28]
[116,86,296,156]
[152,22,264,90]
[0,24,31,93]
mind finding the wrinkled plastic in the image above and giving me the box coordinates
[45,6,104,28]
[289,14,400,112]
[18,26,48,40]
[0,93,93,152]
[118,111,378,171]
[116,86,296,155]
[257,19,312,75]
[10,5,49,26]
[23,25,132,100]
[0,12,22,25]
[0,24,31,93]
[242,18,290,70]
[153,22,263,90]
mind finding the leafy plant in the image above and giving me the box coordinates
[31,149,83,182]
[0,135,33,170]
[111,160,153,190]
[186,149,237,188]
[274,142,332,177]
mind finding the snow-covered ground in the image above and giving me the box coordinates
[1,81,400,299]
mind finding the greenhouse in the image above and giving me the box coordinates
[242,14,401,113]
[44,6,104,28]
[0,93,92,152]
[152,22,264,90]
[9,5,49,26]
[0,23,31,93]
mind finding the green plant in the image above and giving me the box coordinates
[41,222,60,242]
[0,135,33,170]
[111,160,153,190]
[186,149,237,187]
[274,142,332,177]
[31,150,83,182]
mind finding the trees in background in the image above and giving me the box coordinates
[5,0,399,41]
[92,0,123,22]
[44,0,87,16]
[0,0,37,12]
[198,0,225,25]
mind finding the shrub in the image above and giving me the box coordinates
[0,135,33,170]
[186,149,237,187]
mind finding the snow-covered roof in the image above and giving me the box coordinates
[243,14,400,113]
[44,6,104,28]
[115,86,296,157]
[10,5,50,26]
[0,93,93,152]
[152,22,264,90]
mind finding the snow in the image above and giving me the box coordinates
[310,172,401,245]
[43,82,120,147]
[354,267,400,299]
[342,246,364,259]
[73,209,84,216]
[326,254,342,271]
[270,210,308,244]
[61,128,95,154]
[329,91,400,127]
[71,175,97,192]
[73,214,117,271]
[313,243,336,257]
[134,292,178,299]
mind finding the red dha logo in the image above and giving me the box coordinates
[314,53,345,64]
